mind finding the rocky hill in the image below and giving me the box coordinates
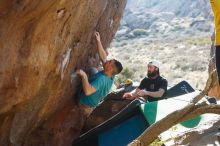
[119,0,213,38]
[127,0,211,17]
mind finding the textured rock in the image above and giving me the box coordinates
[0,0,127,145]
[165,116,220,146]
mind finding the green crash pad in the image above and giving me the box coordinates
[140,91,203,128]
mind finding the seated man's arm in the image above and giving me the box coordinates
[123,88,141,100]
[95,32,107,64]
[137,88,165,98]
[123,78,148,100]
[77,69,96,96]
[131,88,141,98]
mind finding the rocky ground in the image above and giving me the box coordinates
[161,114,220,146]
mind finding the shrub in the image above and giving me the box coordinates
[149,138,164,146]
[132,29,148,37]
[115,67,134,85]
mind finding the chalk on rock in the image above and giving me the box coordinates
[71,73,78,84]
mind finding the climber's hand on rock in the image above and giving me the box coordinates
[76,69,87,77]
[95,31,101,42]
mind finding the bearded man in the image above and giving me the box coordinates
[123,60,168,102]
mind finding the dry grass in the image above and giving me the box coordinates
[109,36,211,90]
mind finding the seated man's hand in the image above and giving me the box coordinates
[95,31,101,42]
[123,93,135,100]
[137,90,148,97]
[76,69,87,77]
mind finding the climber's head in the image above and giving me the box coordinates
[147,60,160,78]
[103,59,123,76]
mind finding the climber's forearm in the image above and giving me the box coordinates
[96,39,107,63]
[80,75,96,96]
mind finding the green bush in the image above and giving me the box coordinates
[132,29,148,37]
[115,67,134,85]
[149,138,164,146]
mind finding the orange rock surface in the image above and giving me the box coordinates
[0,0,126,145]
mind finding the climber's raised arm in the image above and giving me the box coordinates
[76,34,123,113]
[95,32,107,64]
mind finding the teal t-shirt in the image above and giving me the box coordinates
[79,71,114,108]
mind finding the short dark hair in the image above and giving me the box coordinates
[113,59,123,75]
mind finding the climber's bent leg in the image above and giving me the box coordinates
[216,46,220,84]
[80,104,93,118]
[78,104,93,133]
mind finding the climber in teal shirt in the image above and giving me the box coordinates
[77,32,123,108]
[79,71,115,108]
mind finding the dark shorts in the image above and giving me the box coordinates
[80,104,93,117]
[216,46,220,84]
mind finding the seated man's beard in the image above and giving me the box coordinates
[147,71,157,78]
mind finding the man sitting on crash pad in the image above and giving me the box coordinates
[76,32,123,114]
[123,60,167,102]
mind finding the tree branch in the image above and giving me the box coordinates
[128,104,220,146]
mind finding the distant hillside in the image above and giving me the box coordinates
[109,0,213,89]
[126,0,212,18]
[116,0,213,40]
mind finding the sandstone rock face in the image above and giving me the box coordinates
[0,0,126,145]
